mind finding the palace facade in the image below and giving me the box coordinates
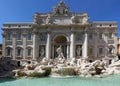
[2,1,118,63]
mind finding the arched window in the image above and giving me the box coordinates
[27,47,32,56]
[6,47,12,56]
[16,47,23,56]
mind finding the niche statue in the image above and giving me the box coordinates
[56,46,65,59]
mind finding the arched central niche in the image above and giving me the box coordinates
[53,35,68,58]
[54,35,67,43]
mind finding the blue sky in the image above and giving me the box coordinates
[0,0,120,43]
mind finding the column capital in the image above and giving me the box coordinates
[22,33,27,37]
[12,33,17,37]
[2,33,6,37]
[46,31,51,34]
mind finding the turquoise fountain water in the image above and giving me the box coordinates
[0,75,120,86]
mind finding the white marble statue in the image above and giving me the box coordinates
[71,14,77,24]
[46,14,53,24]
[40,46,45,57]
[76,46,82,56]
[82,17,88,24]
[56,46,65,59]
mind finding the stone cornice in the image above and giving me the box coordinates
[90,27,117,29]
[32,23,91,29]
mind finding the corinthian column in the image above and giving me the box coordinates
[33,33,37,60]
[70,32,75,58]
[67,45,70,58]
[2,33,6,57]
[23,33,27,60]
[12,33,16,60]
[82,32,88,58]
[46,33,51,58]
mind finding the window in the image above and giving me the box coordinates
[27,33,32,40]
[17,33,22,40]
[6,48,11,56]
[6,33,12,40]
[100,24,102,27]
[28,48,32,56]
[99,33,103,39]
[109,33,113,39]
[99,48,103,54]
[109,24,112,27]
[17,48,22,56]
[89,47,93,54]
[89,33,93,39]
[109,48,114,54]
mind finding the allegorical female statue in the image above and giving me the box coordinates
[40,46,45,57]
[76,46,82,56]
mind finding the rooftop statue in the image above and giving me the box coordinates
[71,14,77,24]
[46,14,54,24]
[53,1,69,15]
[82,16,89,24]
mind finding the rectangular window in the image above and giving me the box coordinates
[89,48,93,54]
[27,33,32,40]
[89,33,93,39]
[6,48,11,56]
[109,33,113,39]
[99,33,103,39]
[6,33,12,40]
[99,48,103,54]
[17,33,22,40]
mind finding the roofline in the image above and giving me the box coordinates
[92,21,117,24]
[3,22,33,25]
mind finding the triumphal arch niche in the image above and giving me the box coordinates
[33,1,88,59]
[53,35,68,59]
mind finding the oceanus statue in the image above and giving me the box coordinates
[56,46,65,59]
